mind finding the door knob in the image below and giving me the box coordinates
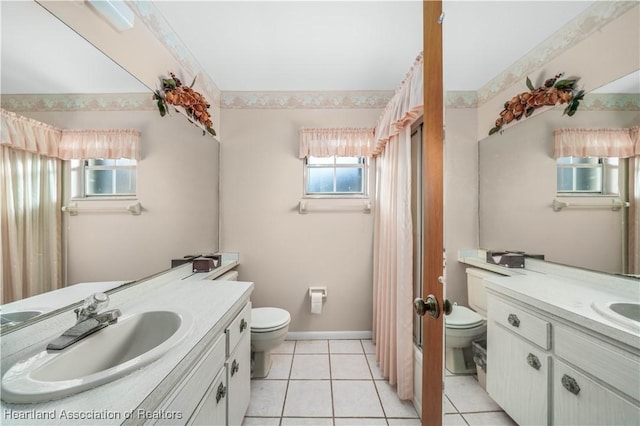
[414,294,440,319]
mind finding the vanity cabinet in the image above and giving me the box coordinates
[487,294,640,425]
[152,302,251,426]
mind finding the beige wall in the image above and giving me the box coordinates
[23,110,220,284]
[220,108,380,332]
[444,107,479,307]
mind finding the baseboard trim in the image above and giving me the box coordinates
[286,331,372,340]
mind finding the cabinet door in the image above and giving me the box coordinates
[189,367,228,426]
[553,360,640,426]
[227,331,251,426]
[487,322,550,425]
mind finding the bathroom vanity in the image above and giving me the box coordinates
[484,273,640,425]
[1,258,253,426]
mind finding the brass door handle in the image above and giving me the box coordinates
[414,294,440,319]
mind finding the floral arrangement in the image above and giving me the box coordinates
[489,73,584,135]
[153,72,216,136]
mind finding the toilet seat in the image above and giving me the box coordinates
[251,307,291,333]
[445,305,485,329]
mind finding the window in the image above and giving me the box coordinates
[70,158,137,198]
[556,156,619,195]
[304,156,367,197]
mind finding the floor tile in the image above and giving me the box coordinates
[332,380,385,418]
[444,395,458,414]
[242,417,281,425]
[329,339,364,353]
[246,380,287,417]
[290,354,330,379]
[463,411,517,425]
[335,418,388,425]
[445,375,501,413]
[266,354,292,379]
[273,340,296,354]
[331,354,372,379]
[366,353,385,380]
[361,339,376,354]
[295,340,329,354]
[387,418,423,426]
[375,380,419,418]
[283,380,333,417]
[281,417,334,425]
[444,413,468,425]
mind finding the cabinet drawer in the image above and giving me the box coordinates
[554,324,640,401]
[553,359,640,426]
[157,334,226,424]
[488,297,550,350]
[226,302,251,357]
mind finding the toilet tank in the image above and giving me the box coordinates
[466,268,503,317]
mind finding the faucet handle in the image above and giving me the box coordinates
[77,293,109,320]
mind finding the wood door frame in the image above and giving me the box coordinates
[421,1,444,425]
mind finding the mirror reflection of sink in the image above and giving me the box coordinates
[1,310,192,404]
[592,301,640,332]
[0,310,45,325]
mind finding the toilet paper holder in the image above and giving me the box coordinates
[308,287,327,301]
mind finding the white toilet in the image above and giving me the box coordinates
[444,267,501,374]
[251,307,291,378]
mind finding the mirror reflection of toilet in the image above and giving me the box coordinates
[444,268,501,373]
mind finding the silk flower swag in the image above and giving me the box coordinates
[153,72,216,137]
[489,73,584,136]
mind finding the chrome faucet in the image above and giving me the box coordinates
[47,292,121,351]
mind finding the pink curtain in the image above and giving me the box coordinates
[298,127,374,158]
[372,52,423,400]
[1,108,141,160]
[553,127,639,159]
[629,127,640,274]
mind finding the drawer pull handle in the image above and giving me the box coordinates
[215,382,227,404]
[231,359,240,376]
[240,318,248,333]
[507,314,520,328]
[526,353,541,370]
[561,374,581,395]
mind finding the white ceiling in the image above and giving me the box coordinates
[3,0,630,95]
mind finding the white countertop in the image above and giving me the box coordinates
[485,274,640,349]
[1,261,252,425]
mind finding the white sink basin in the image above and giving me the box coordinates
[0,310,45,326]
[592,301,640,333]
[1,310,192,403]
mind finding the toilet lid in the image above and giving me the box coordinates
[252,307,291,331]
[445,305,485,329]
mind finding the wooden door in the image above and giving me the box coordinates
[421,1,444,425]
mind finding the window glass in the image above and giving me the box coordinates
[556,156,619,195]
[304,156,367,197]
[71,158,137,198]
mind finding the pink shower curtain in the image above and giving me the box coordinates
[372,53,423,400]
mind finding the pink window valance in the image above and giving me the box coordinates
[1,108,141,160]
[373,52,424,157]
[59,129,141,160]
[1,108,62,157]
[299,127,375,158]
[553,127,640,159]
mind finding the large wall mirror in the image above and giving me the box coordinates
[479,68,639,276]
[1,1,152,332]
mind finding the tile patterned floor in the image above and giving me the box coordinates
[242,340,516,426]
